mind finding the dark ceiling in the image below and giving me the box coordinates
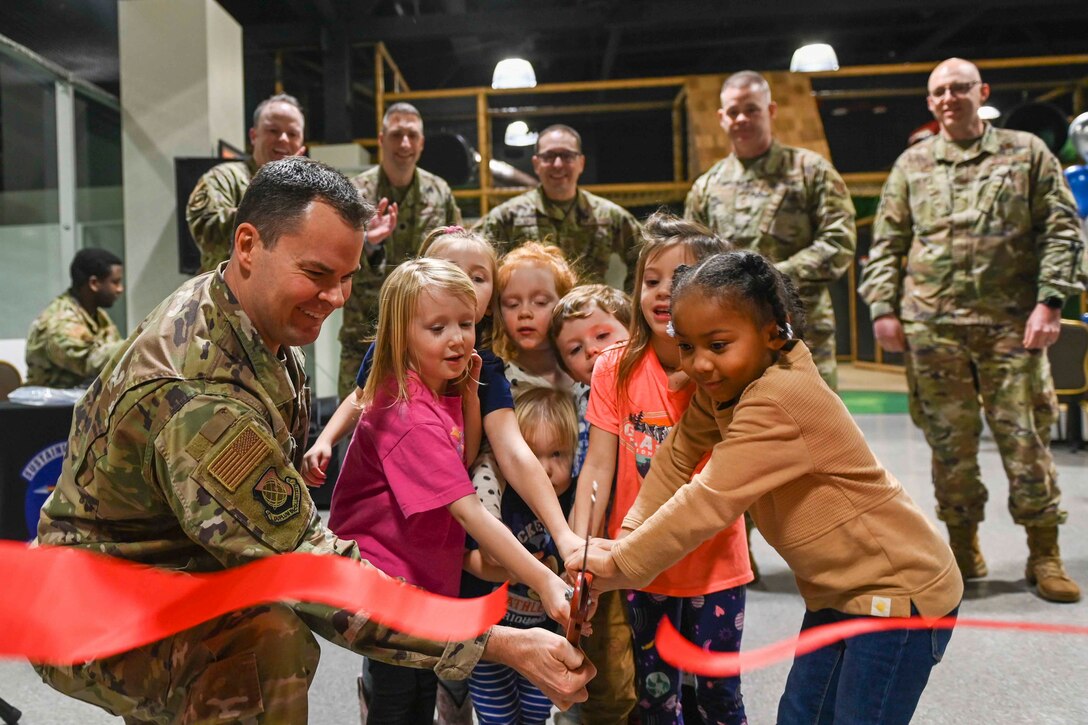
[225,0,1088,85]
[5,0,1087,106]
[2,0,1086,182]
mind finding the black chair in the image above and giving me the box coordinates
[1047,319,1088,451]
[0,697,21,724]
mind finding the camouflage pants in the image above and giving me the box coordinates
[35,604,320,724]
[799,288,838,391]
[903,321,1065,527]
[805,314,838,391]
[339,265,387,399]
[580,589,637,725]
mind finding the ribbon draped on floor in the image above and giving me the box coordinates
[0,541,508,665]
[655,614,1088,677]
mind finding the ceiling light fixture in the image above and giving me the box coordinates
[978,105,1001,120]
[790,43,839,72]
[504,121,538,146]
[492,58,537,89]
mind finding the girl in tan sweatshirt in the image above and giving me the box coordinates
[572,250,962,724]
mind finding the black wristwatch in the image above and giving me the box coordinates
[1043,297,1063,310]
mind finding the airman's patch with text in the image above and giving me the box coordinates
[252,466,302,525]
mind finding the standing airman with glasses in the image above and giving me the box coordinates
[859,58,1084,603]
[476,124,641,290]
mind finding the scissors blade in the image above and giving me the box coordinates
[580,479,597,572]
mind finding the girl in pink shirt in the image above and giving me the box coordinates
[572,213,753,724]
[327,258,571,723]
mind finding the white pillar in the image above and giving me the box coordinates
[118,0,244,328]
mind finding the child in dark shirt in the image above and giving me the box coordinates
[464,387,580,725]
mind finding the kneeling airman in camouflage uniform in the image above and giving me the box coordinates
[34,157,593,723]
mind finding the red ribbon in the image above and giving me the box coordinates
[656,615,1088,677]
[0,541,508,665]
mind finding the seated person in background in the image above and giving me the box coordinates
[24,247,125,388]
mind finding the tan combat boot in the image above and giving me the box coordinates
[947,523,987,579]
[1026,526,1082,603]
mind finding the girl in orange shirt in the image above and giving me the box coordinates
[571,213,753,724]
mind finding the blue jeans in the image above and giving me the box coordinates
[777,605,957,725]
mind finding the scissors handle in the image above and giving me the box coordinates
[564,571,594,645]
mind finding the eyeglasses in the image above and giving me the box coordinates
[535,150,582,164]
[928,81,980,99]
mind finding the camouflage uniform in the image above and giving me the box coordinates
[685,141,857,389]
[859,125,1084,527]
[338,166,462,399]
[186,159,258,274]
[475,187,641,290]
[34,267,486,724]
[24,291,123,388]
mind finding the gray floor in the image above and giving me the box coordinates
[2,413,1086,724]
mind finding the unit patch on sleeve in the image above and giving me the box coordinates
[253,466,303,525]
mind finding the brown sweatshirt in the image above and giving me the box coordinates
[613,342,962,619]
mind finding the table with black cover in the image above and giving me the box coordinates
[0,401,74,541]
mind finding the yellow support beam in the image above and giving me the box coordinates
[386,75,688,102]
[477,92,492,215]
[807,53,1088,78]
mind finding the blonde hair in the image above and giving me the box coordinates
[549,284,633,340]
[513,386,579,456]
[420,226,500,349]
[361,257,477,407]
[618,211,730,392]
[493,242,578,360]
[549,284,632,376]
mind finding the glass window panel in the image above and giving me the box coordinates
[0,56,60,340]
[75,91,125,332]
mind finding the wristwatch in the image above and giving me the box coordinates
[1043,297,1063,310]
[363,230,383,257]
